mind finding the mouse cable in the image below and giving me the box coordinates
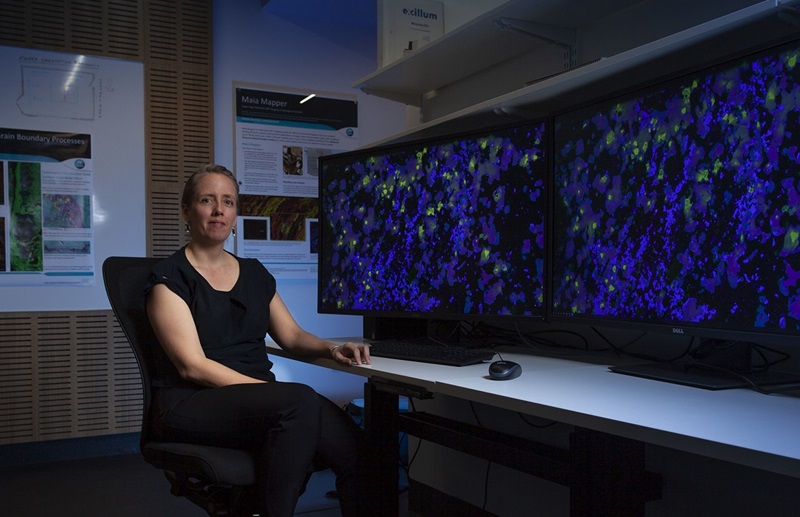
[481,460,492,512]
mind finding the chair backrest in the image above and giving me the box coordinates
[102,256,163,445]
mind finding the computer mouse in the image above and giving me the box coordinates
[488,360,521,380]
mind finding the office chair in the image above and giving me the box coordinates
[103,256,259,516]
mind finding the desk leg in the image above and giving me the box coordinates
[570,428,660,517]
[364,380,400,516]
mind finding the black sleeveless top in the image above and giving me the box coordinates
[145,247,277,386]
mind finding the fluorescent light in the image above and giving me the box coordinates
[300,93,316,104]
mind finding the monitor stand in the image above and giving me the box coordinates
[363,316,427,341]
[609,362,800,390]
[611,339,800,390]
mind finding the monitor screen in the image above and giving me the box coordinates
[318,120,548,320]
[551,37,800,345]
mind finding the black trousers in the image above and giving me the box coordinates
[154,381,366,517]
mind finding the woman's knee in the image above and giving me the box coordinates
[275,383,322,424]
[278,382,320,408]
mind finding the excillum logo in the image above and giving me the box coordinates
[402,7,438,20]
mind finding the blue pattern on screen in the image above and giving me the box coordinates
[320,123,547,317]
[552,43,800,332]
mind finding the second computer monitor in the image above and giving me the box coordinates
[551,36,800,345]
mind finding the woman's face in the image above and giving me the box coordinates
[183,172,238,244]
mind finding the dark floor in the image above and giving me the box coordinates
[0,453,408,516]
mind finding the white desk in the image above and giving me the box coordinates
[429,349,800,479]
[266,340,800,514]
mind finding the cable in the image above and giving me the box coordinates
[481,461,492,511]
[402,396,424,489]
[468,400,492,511]
[469,400,483,427]
[518,412,559,429]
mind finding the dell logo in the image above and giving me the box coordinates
[672,328,684,334]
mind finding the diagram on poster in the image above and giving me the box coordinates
[17,61,96,120]
[233,84,358,279]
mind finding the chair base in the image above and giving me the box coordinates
[164,470,259,517]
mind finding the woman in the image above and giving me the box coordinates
[145,164,372,516]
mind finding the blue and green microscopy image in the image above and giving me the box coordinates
[320,121,548,318]
[43,194,91,229]
[553,42,800,333]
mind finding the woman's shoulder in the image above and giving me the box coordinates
[151,247,191,276]
[147,248,196,297]
[233,255,276,290]
[235,255,273,277]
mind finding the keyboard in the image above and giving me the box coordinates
[368,340,496,367]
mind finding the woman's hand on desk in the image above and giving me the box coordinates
[330,342,371,366]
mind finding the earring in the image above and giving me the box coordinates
[184,223,190,235]
[231,227,237,237]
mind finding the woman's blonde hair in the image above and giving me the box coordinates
[181,164,240,213]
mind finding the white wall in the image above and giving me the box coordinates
[212,0,407,402]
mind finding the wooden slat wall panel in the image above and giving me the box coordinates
[0,0,144,59]
[0,2,26,43]
[0,315,35,441]
[0,0,213,445]
[37,314,74,438]
[112,314,145,430]
[146,0,213,257]
[0,312,138,443]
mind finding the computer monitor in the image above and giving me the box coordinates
[551,37,800,387]
[318,120,548,334]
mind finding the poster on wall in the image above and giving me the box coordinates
[0,45,144,311]
[0,128,94,285]
[233,83,359,279]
